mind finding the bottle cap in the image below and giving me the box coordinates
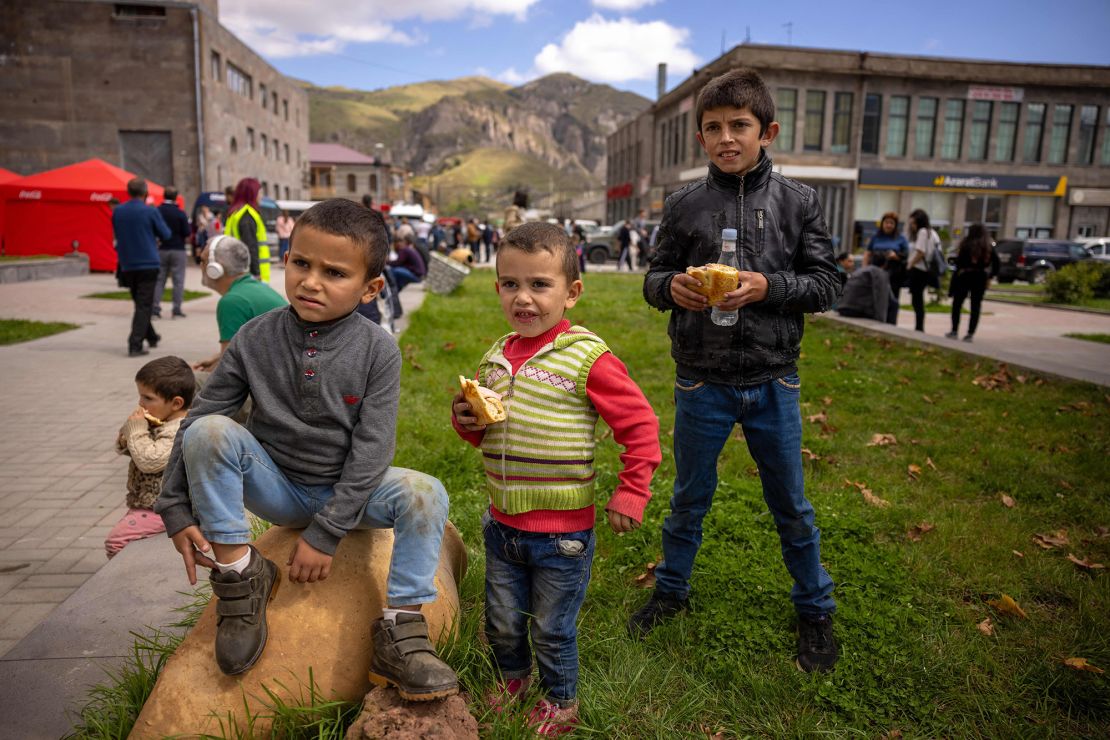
[722,228,737,241]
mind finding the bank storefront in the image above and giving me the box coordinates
[854,168,1068,247]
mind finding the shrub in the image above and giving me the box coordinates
[1043,261,1109,303]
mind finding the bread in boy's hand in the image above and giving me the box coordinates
[458,376,506,425]
[685,263,740,306]
[143,411,164,426]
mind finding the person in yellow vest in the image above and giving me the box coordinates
[225,178,270,283]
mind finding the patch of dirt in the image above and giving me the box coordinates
[345,688,478,740]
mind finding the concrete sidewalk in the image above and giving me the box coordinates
[0,265,425,657]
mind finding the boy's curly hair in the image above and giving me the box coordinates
[135,356,195,408]
[498,221,580,284]
[696,68,775,136]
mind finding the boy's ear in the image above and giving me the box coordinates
[170,395,185,412]
[564,279,583,309]
[695,129,707,153]
[360,275,385,304]
[760,121,780,148]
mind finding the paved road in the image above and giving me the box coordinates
[0,263,1107,656]
[0,264,423,655]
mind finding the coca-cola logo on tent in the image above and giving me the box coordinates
[89,192,113,202]
[18,190,42,200]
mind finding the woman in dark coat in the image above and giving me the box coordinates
[946,223,1000,343]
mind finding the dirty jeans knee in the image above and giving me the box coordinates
[359,467,448,606]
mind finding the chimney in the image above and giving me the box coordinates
[657,63,666,100]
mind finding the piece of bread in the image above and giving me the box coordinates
[459,375,506,425]
[686,263,740,306]
[143,411,164,426]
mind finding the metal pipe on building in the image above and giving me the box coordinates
[191,4,206,196]
[657,63,666,100]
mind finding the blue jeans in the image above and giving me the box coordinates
[482,511,594,705]
[182,416,448,606]
[390,266,420,292]
[654,374,835,618]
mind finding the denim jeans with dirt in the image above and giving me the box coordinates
[483,511,595,706]
[653,374,836,618]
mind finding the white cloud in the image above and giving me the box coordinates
[220,0,539,58]
[533,14,699,84]
[591,0,661,10]
[497,67,529,84]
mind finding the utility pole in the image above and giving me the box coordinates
[721,30,726,54]
[745,26,751,44]
[783,21,793,45]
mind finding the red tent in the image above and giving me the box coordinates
[0,159,181,272]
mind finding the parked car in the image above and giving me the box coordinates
[1077,236,1110,262]
[583,221,659,265]
[994,238,1092,284]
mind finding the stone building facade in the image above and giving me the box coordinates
[309,143,411,206]
[607,45,1110,247]
[0,0,309,208]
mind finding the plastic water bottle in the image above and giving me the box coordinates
[711,228,739,327]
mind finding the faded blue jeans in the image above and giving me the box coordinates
[482,511,595,706]
[182,415,448,606]
[653,374,836,618]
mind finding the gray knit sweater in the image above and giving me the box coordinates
[156,306,401,555]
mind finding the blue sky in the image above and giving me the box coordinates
[224,0,1110,99]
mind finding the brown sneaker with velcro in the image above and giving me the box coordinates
[209,545,280,675]
[368,612,459,701]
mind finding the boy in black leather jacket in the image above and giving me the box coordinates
[630,68,843,673]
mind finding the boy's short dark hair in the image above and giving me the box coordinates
[499,221,580,284]
[135,356,195,408]
[292,198,389,279]
[695,68,775,136]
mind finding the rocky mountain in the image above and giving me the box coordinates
[307,73,650,208]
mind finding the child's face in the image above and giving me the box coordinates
[137,382,182,422]
[696,105,778,175]
[284,225,383,323]
[495,247,582,338]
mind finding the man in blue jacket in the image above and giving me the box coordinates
[113,178,171,356]
[153,186,192,320]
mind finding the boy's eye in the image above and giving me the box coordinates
[328,269,345,278]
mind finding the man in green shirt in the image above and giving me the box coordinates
[193,236,287,372]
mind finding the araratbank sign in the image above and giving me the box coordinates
[859,169,1067,196]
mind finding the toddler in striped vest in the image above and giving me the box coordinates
[452,221,661,735]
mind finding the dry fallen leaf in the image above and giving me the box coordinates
[634,562,657,588]
[441,342,456,352]
[597,427,613,441]
[908,464,922,480]
[844,478,867,491]
[1000,494,1015,509]
[1033,530,1069,549]
[925,457,938,471]
[801,447,822,461]
[867,433,898,447]
[700,725,727,740]
[1063,657,1105,674]
[881,732,904,740]
[1012,550,1024,558]
[807,411,828,424]
[862,489,891,508]
[987,594,1028,619]
[977,617,994,636]
[821,396,833,407]
[1095,526,1110,539]
[1066,553,1106,571]
[906,522,935,541]
[921,394,934,404]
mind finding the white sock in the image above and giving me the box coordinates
[381,607,420,624]
[215,549,251,575]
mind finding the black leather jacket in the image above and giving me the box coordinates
[643,152,843,387]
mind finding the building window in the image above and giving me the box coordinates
[370,174,378,192]
[227,63,252,99]
[1048,104,1073,164]
[284,143,290,164]
[273,138,280,160]
[260,133,267,157]
[210,51,222,82]
[283,99,289,121]
[347,174,357,192]
[968,101,993,161]
[1102,109,1110,165]
[230,136,237,154]
[259,83,267,108]
[804,90,825,152]
[114,4,165,17]
[994,102,1019,162]
[915,97,938,158]
[261,182,268,197]
[885,96,909,157]
[1023,103,1045,162]
[1015,195,1056,238]
[285,186,291,199]
[831,92,853,154]
[247,127,255,151]
[776,89,797,152]
[861,94,881,155]
[941,99,964,160]
[272,91,278,114]
[1077,105,1099,165]
[964,195,1003,237]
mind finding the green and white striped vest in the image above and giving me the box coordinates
[478,327,609,515]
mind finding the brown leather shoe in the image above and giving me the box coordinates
[368,612,459,701]
[209,545,280,675]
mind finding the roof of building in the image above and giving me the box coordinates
[308,143,378,165]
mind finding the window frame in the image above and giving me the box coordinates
[803,90,826,152]
[831,92,853,154]
[915,97,938,158]
[885,95,909,157]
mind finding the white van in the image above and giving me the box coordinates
[276,199,320,219]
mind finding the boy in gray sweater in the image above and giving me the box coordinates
[156,199,457,700]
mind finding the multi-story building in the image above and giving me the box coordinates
[308,143,411,206]
[0,0,309,208]
[607,45,1110,247]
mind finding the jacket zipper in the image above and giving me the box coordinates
[738,175,745,351]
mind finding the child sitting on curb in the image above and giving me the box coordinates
[105,356,194,558]
[156,199,457,699]
[452,221,661,734]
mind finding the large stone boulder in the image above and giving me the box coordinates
[129,523,467,738]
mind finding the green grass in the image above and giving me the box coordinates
[0,318,79,345]
[1065,333,1110,344]
[900,303,984,315]
[81,289,210,302]
[985,291,1110,312]
[72,272,1110,737]
[990,282,1043,293]
[0,254,56,261]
